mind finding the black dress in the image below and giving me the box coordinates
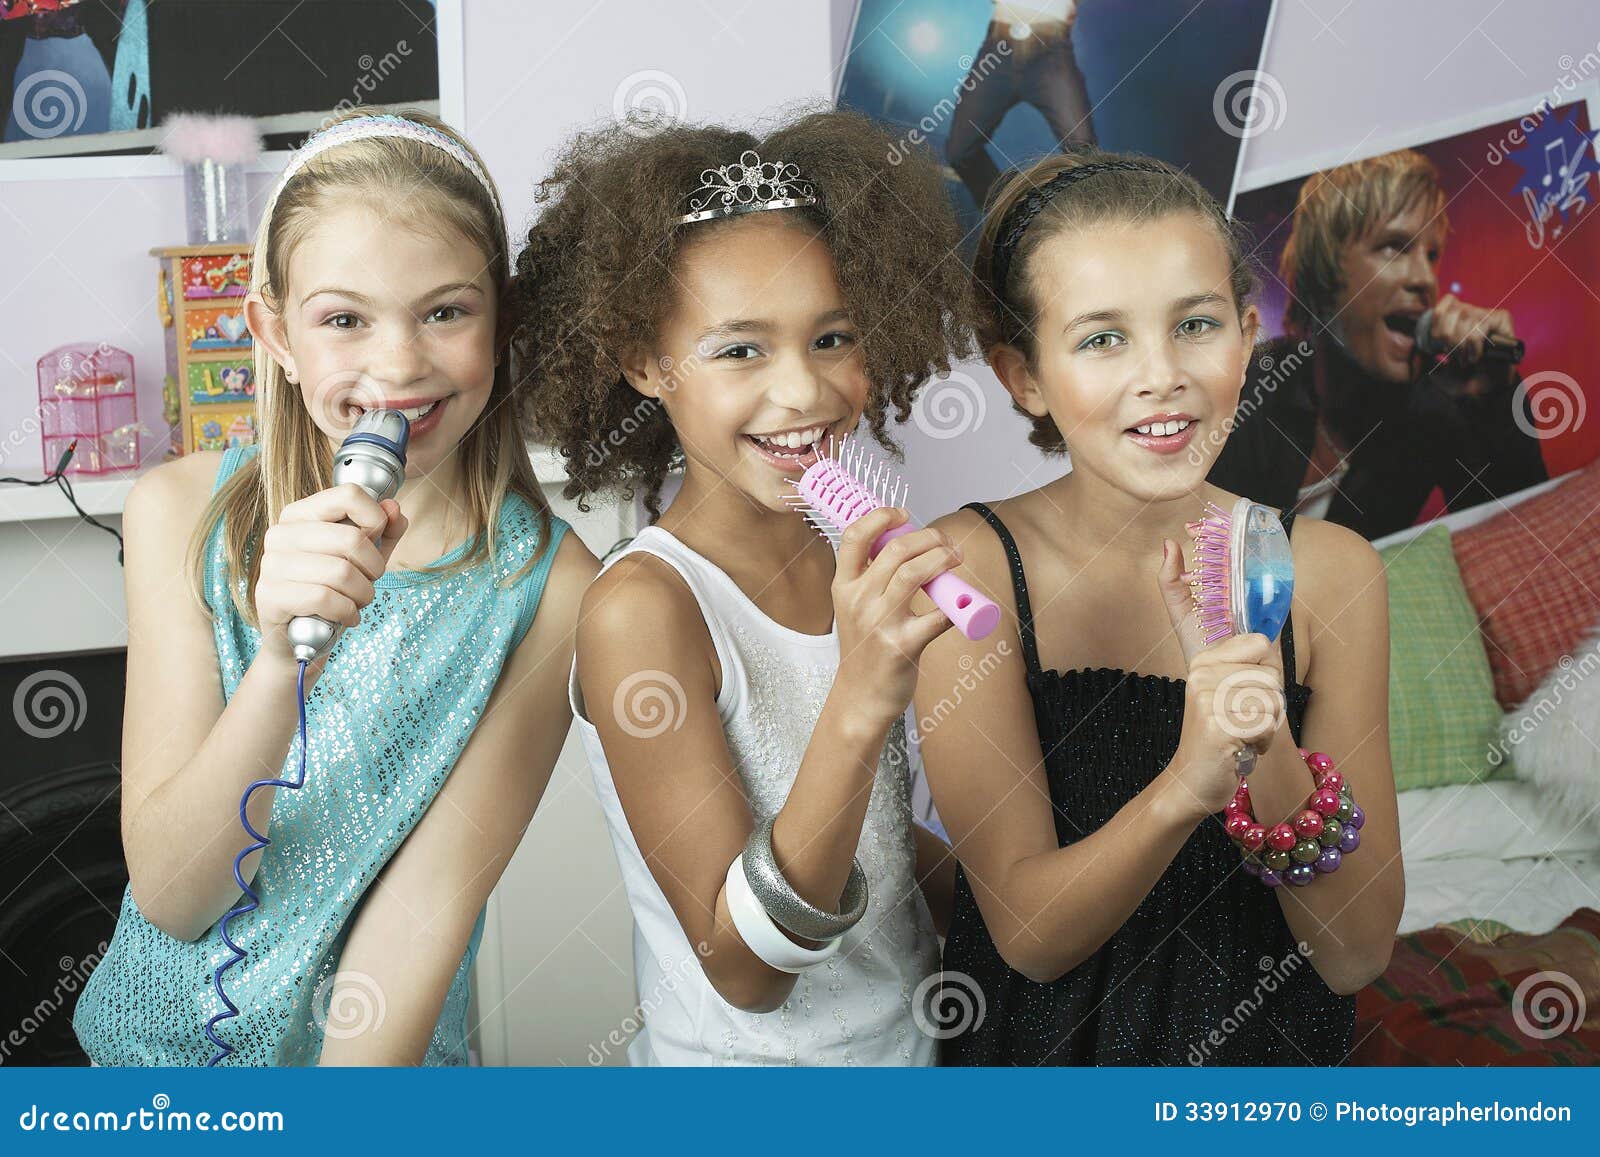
[940,503,1355,1065]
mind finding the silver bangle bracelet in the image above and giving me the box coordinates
[741,815,869,942]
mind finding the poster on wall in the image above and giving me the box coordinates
[834,0,1278,237]
[1210,89,1600,541]
[0,0,442,161]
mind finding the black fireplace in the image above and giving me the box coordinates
[0,649,127,1066]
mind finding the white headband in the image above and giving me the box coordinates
[260,113,504,232]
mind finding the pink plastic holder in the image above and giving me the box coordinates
[788,439,1002,641]
[37,343,139,475]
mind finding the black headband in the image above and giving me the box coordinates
[989,160,1175,301]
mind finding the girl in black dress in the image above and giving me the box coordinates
[914,151,1404,1065]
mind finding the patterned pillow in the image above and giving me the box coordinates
[1451,460,1600,709]
[1379,525,1507,791]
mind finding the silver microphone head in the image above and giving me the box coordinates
[286,409,411,663]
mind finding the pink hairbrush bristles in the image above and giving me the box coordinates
[1184,496,1297,777]
[1189,501,1237,645]
[784,436,1001,641]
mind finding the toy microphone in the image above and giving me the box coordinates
[785,436,1001,641]
[1188,497,1295,775]
[285,409,410,663]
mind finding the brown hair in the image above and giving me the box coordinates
[508,107,976,518]
[973,149,1256,453]
[188,107,552,624]
[1278,149,1448,337]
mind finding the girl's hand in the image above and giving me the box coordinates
[1156,538,1286,820]
[831,507,961,724]
[255,483,409,667]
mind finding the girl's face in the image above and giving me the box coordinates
[248,200,500,476]
[627,214,868,513]
[998,211,1259,503]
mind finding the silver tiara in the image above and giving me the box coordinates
[677,149,819,224]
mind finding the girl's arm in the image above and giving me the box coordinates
[579,510,958,1013]
[120,457,403,943]
[1227,519,1403,994]
[915,509,1278,985]
[318,532,596,1065]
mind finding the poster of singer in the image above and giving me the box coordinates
[834,0,1276,232]
[1212,92,1600,540]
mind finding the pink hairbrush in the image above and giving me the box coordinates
[784,436,1001,641]
[1187,497,1295,774]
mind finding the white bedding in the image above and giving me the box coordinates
[1397,780,1600,934]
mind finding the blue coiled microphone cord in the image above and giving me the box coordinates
[204,658,309,1066]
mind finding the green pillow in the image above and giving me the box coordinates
[1378,524,1507,791]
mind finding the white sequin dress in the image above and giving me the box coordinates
[570,526,940,1066]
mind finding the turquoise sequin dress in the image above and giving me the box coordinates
[73,446,570,1066]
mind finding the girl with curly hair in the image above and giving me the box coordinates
[510,108,974,1065]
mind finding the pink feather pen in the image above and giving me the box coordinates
[783,435,1001,641]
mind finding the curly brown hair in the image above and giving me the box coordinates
[972,149,1258,454]
[508,107,976,517]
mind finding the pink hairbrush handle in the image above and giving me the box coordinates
[871,522,1001,641]
[792,448,1001,641]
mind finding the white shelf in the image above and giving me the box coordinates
[0,444,570,527]
[0,470,141,525]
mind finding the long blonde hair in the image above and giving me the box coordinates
[188,107,551,624]
[1279,149,1448,338]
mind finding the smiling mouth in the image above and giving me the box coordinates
[351,398,444,422]
[1127,417,1195,437]
[743,421,838,459]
